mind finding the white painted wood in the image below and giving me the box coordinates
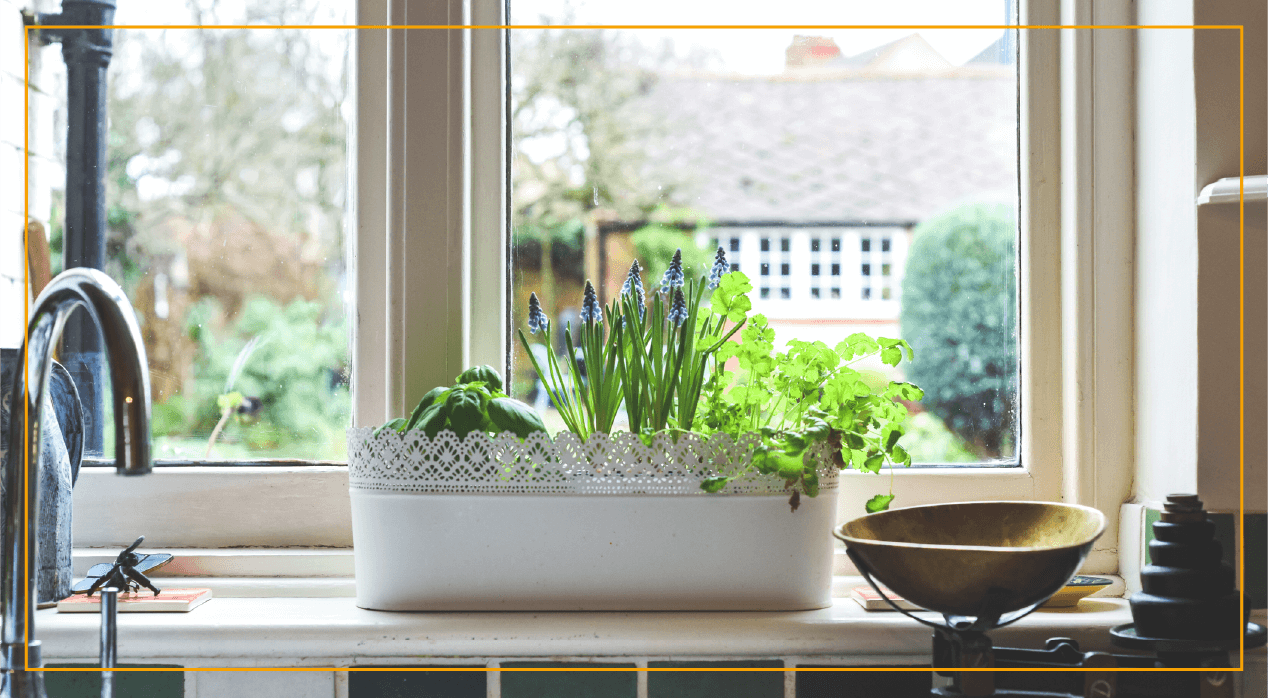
[388,0,470,418]
[350,491,836,611]
[467,1,508,372]
[1060,1,1137,572]
[34,596,1136,662]
[1198,175,1268,205]
[1020,0,1066,507]
[71,467,353,548]
[73,548,354,578]
[352,1,389,428]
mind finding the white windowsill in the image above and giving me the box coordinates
[34,577,1148,665]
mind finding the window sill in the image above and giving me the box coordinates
[35,577,1140,665]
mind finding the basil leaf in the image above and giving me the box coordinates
[373,417,407,438]
[418,403,448,437]
[455,365,504,392]
[448,392,485,437]
[404,386,447,431]
[486,397,548,438]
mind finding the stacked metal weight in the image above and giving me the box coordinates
[1130,494,1242,640]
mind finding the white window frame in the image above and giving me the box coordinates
[71,0,1140,580]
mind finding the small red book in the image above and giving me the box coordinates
[57,588,211,613]
[851,585,922,611]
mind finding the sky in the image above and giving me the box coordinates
[110,0,1010,75]
[509,0,1011,74]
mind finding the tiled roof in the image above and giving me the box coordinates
[635,69,1018,223]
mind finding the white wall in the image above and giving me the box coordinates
[1134,0,1267,513]
[1134,5,1199,506]
[1192,0,1267,513]
[0,0,65,349]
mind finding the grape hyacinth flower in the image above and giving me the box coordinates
[667,289,688,326]
[659,248,684,294]
[707,247,728,289]
[580,280,602,324]
[621,260,646,318]
[527,292,549,334]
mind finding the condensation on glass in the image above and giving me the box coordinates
[508,1,1019,465]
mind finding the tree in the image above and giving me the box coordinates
[899,203,1017,459]
[96,0,352,456]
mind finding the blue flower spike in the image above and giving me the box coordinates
[667,288,688,326]
[580,280,602,324]
[621,260,646,319]
[707,247,728,289]
[660,248,684,294]
[527,292,549,334]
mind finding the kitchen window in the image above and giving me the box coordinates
[58,0,1134,579]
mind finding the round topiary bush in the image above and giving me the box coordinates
[900,203,1017,459]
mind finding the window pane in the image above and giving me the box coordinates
[509,3,1019,465]
[75,2,354,461]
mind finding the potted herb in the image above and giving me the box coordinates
[347,247,922,611]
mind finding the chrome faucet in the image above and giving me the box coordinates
[2,269,151,698]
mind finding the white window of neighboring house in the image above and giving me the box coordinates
[64,0,1134,574]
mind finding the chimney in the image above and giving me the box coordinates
[785,35,842,69]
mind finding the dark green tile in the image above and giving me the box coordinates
[349,666,485,698]
[45,663,183,698]
[501,662,636,698]
[1211,512,1237,568]
[649,660,782,698]
[795,665,928,698]
[1245,513,1267,609]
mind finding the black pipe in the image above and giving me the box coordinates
[37,0,118,454]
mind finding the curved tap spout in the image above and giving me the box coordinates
[2,269,151,697]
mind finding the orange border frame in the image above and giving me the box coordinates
[20,22,1248,677]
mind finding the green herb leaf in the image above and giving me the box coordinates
[802,471,820,498]
[884,427,903,450]
[865,494,895,513]
[456,365,504,392]
[486,397,548,438]
[863,454,884,474]
[419,403,448,437]
[373,417,407,438]
[711,271,753,322]
[700,476,731,493]
[775,451,805,480]
[447,391,485,437]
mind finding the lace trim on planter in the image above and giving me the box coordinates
[347,428,839,495]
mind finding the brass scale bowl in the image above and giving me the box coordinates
[835,501,1106,630]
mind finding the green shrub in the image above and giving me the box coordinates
[899,203,1017,459]
[155,295,349,459]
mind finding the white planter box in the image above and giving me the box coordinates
[347,428,839,611]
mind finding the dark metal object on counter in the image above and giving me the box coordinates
[2,269,153,698]
[72,536,172,597]
[837,496,1266,697]
[1117,494,1242,642]
[1,351,83,605]
[836,501,1107,617]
